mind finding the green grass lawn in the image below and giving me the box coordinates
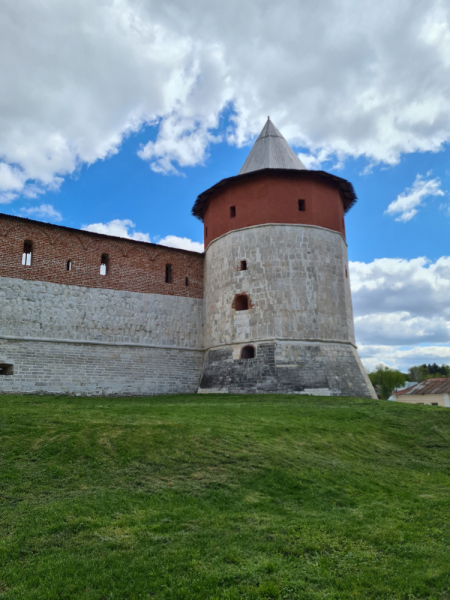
[1,394,449,599]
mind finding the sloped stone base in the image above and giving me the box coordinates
[199,341,376,398]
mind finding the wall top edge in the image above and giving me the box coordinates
[0,212,203,257]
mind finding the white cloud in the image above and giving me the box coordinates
[0,0,450,194]
[385,174,445,221]
[82,219,151,242]
[81,219,203,251]
[138,115,222,175]
[350,256,450,370]
[158,235,203,252]
[358,344,450,373]
[20,204,62,222]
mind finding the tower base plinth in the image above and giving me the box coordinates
[199,341,376,398]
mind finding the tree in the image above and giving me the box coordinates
[407,364,450,381]
[368,365,405,400]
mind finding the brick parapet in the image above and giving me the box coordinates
[0,214,204,298]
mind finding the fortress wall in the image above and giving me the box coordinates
[0,276,204,396]
[0,339,203,396]
[0,214,204,298]
[0,277,203,347]
[203,224,355,348]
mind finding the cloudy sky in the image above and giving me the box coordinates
[1,0,450,372]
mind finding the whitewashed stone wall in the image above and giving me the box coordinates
[204,224,355,348]
[0,276,204,396]
[0,277,203,347]
[201,224,376,398]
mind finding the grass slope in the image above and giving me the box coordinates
[0,394,450,599]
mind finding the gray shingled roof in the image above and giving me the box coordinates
[238,118,307,175]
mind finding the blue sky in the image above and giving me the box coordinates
[1,0,449,372]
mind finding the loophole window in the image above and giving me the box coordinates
[22,240,33,266]
[241,346,255,359]
[298,199,305,211]
[185,277,189,286]
[234,294,249,311]
[240,260,247,271]
[67,260,72,271]
[100,254,109,276]
[230,206,236,218]
[0,364,14,376]
[165,264,173,284]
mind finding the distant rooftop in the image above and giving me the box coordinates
[393,378,450,396]
[238,117,307,175]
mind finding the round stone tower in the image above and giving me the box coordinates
[192,118,376,398]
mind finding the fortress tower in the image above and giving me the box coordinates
[194,118,375,397]
[0,118,375,398]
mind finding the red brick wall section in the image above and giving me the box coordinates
[203,172,346,247]
[0,215,204,299]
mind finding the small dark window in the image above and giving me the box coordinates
[298,199,305,211]
[22,240,33,266]
[100,254,109,276]
[0,364,14,376]
[230,206,236,218]
[431,402,438,406]
[185,277,189,286]
[241,346,255,359]
[345,266,348,278]
[240,260,247,271]
[67,260,72,271]
[234,294,249,311]
[165,264,173,284]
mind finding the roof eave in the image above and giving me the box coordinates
[191,168,357,221]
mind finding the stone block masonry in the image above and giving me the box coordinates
[0,277,204,348]
[199,341,374,397]
[0,214,203,298]
[201,224,376,399]
[0,275,205,396]
[0,339,203,396]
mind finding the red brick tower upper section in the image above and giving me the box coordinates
[192,118,356,246]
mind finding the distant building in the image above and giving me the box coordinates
[387,381,417,401]
[392,379,450,407]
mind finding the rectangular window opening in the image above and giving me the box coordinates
[298,199,305,211]
[67,260,72,271]
[230,206,236,218]
[240,260,247,271]
[22,240,33,266]
[185,276,189,286]
[100,254,109,276]
[0,364,14,376]
[165,264,173,284]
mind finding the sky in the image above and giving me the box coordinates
[1,0,450,373]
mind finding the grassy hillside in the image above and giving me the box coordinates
[0,394,449,599]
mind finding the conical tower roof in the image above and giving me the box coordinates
[238,117,307,175]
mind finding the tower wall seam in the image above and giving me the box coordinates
[204,222,347,253]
